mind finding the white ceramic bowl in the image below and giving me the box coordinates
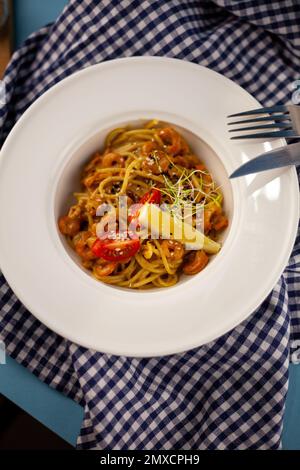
[0,57,298,356]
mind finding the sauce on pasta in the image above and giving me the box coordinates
[58,121,228,289]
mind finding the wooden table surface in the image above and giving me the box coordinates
[0,0,13,78]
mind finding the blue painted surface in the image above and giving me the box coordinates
[0,356,83,446]
[14,0,67,48]
[0,0,297,449]
[282,364,300,449]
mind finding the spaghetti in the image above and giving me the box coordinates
[58,121,228,289]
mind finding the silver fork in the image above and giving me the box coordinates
[227,104,300,140]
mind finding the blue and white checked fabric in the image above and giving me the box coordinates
[0,0,300,450]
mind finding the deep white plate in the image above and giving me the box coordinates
[0,57,298,357]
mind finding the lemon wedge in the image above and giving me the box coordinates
[138,204,221,254]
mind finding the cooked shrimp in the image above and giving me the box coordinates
[159,127,188,156]
[183,250,209,275]
[94,259,117,276]
[82,168,113,188]
[68,204,82,220]
[102,152,124,167]
[195,163,206,171]
[204,204,221,233]
[187,155,201,167]
[213,215,228,231]
[172,154,200,169]
[173,155,191,168]
[142,150,170,174]
[161,240,184,261]
[58,216,81,237]
[141,141,158,156]
[73,232,97,261]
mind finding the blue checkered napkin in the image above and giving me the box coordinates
[0,0,300,450]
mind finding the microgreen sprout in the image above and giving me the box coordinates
[151,153,223,220]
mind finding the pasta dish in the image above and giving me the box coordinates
[58,121,228,289]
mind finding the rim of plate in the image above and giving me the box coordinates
[0,57,298,356]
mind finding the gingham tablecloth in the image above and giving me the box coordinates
[1,0,300,450]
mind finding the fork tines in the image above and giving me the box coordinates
[227,104,297,140]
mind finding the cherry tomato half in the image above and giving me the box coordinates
[92,236,141,262]
[128,188,161,222]
[139,187,161,205]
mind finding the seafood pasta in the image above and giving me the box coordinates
[58,121,228,289]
